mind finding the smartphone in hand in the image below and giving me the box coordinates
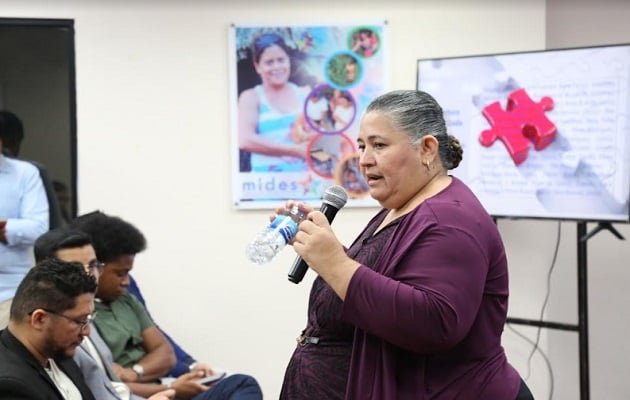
[195,371,227,386]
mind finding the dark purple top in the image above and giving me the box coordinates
[279,215,390,400]
[281,177,521,399]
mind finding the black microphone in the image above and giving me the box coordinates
[288,185,348,284]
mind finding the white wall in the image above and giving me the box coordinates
[2,1,553,398]
[543,1,630,399]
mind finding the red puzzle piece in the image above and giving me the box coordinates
[479,88,556,165]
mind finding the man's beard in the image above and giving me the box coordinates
[43,327,75,360]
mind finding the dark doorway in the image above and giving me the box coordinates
[0,17,77,222]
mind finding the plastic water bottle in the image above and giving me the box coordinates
[246,205,307,264]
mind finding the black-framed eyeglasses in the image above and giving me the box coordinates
[30,308,97,331]
[86,259,105,271]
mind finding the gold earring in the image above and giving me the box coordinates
[424,160,431,170]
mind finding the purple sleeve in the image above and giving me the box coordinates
[341,226,489,353]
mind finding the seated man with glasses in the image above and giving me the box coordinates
[0,258,97,399]
[71,211,263,400]
[34,227,175,400]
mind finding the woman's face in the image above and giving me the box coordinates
[357,111,425,209]
[360,32,372,47]
[254,44,290,88]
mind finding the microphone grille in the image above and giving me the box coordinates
[322,185,348,209]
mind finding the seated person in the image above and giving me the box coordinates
[127,275,209,378]
[34,227,176,400]
[71,211,263,400]
[0,259,97,399]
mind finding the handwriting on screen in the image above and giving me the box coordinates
[417,44,630,221]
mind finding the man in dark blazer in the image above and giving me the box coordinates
[0,258,97,399]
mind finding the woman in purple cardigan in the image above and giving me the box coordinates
[280,90,534,400]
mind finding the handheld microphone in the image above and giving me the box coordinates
[288,185,348,284]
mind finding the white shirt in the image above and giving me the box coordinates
[44,359,82,400]
[0,154,49,302]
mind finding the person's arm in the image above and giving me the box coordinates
[294,211,487,353]
[340,225,488,353]
[291,113,316,144]
[3,164,48,246]
[136,326,177,382]
[111,294,176,383]
[147,389,175,400]
[237,88,307,159]
[291,210,360,299]
[127,275,197,377]
[127,371,207,399]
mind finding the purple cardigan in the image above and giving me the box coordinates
[341,177,521,399]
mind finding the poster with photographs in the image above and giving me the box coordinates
[229,23,388,209]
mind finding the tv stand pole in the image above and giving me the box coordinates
[506,221,625,400]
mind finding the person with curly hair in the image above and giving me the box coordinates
[71,211,262,400]
[34,226,176,400]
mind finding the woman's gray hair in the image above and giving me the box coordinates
[366,90,463,169]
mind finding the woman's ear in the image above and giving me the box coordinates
[419,135,439,160]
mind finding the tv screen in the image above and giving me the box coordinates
[417,44,630,222]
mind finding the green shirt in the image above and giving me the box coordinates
[93,291,154,368]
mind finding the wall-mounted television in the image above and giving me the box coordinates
[417,44,630,222]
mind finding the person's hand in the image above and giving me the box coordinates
[291,115,317,144]
[293,210,360,299]
[293,211,348,271]
[112,363,138,382]
[190,362,214,377]
[171,371,208,399]
[273,200,309,217]
[272,201,314,245]
[147,389,176,400]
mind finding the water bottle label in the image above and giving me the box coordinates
[269,215,300,243]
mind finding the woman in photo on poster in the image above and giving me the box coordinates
[238,32,314,173]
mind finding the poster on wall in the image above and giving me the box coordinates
[229,23,388,210]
